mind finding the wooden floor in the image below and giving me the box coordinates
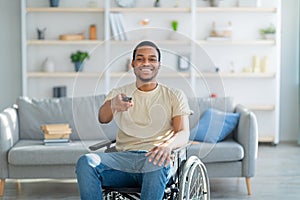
[1,142,299,200]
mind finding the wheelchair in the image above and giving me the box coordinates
[89,140,210,200]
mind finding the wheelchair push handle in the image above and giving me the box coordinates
[89,139,116,151]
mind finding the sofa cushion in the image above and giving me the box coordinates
[8,140,107,165]
[188,97,235,129]
[187,139,244,163]
[17,95,118,140]
[190,108,240,143]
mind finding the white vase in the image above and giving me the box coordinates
[169,31,182,40]
[264,33,275,40]
[42,58,55,72]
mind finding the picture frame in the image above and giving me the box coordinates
[177,54,190,71]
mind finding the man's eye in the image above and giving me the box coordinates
[150,59,158,62]
[136,58,143,61]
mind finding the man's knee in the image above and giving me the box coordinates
[76,153,102,171]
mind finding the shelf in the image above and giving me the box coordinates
[26,7,277,13]
[27,72,193,78]
[109,72,134,78]
[28,39,274,46]
[246,104,275,111]
[111,72,276,78]
[197,39,275,46]
[26,7,105,13]
[110,72,190,78]
[110,7,190,13]
[27,72,103,78]
[27,40,104,45]
[199,72,276,78]
[197,7,277,13]
[110,40,191,45]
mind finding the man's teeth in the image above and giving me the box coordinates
[141,68,152,72]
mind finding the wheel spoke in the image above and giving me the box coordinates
[178,156,210,200]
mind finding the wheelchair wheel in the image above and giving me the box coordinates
[178,156,210,200]
[104,190,140,200]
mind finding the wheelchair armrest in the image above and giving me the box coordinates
[89,139,116,151]
[171,142,191,167]
[171,142,191,155]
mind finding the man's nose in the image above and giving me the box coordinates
[142,59,151,65]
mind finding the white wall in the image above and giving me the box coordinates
[0,0,22,111]
[0,0,299,141]
[280,0,300,141]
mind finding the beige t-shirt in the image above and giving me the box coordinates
[105,82,191,151]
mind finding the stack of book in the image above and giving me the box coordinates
[109,12,127,41]
[41,123,72,145]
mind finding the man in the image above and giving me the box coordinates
[76,41,191,200]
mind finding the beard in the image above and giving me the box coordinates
[134,67,159,83]
[138,76,155,82]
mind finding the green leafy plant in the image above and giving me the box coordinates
[260,24,276,35]
[171,20,178,31]
[70,50,89,63]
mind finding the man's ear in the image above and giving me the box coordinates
[131,60,135,68]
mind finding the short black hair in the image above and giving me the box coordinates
[132,41,161,61]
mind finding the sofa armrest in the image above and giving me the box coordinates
[234,104,258,177]
[0,107,19,178]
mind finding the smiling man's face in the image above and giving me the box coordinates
[132,45,160,83]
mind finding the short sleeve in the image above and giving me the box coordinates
[172,89,192,117]
[104,88,118,102]
[104,83,136,103]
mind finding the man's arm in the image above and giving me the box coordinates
[98,94,133,124]
[98,100,114,123]
[146,114,190,167]
[167,115,190,149]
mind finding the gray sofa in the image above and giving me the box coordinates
[0,95,258,196]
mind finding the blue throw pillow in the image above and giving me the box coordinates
[190,108,240,143]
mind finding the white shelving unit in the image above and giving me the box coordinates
[21,0,281,144]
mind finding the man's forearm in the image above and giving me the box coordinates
[167,115,190,150]
[98,100,113,123]
[165,129,189,150]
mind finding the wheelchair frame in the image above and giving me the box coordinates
[89,141,210,200]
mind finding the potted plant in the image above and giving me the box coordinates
[260,24,276,40]
[170,20,180,40]
[154,0,160,7]
[49,0,59,7]
[70,50,89,72]
[171,20,178,32]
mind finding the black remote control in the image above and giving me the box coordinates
[122,97,132,102]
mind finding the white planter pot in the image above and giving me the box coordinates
[264,33,275,40]
[42,58,55,72]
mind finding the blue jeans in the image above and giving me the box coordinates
[76,151,172,200]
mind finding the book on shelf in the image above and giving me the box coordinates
[115,13,127,41]
[109,12,127,41]
[109,13,119,40]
